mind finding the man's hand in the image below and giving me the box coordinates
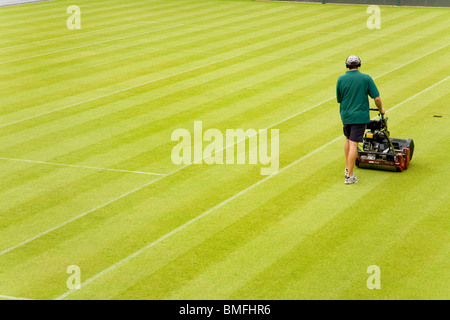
[379,107,386,115]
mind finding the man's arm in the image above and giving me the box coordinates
[336,79,342,103]
[373,96,386,115]
[368,76,385,115]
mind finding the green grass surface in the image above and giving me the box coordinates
[0,0,449,300]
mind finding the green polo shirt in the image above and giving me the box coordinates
[336,70,379,124]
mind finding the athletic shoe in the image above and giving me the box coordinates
[345,175,358,184]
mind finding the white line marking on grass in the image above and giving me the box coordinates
[0,55,241,257]
[260,42,450,130]
[55,76,448,300]
[0,157,167,176]
[0,172,171,257]
[0,294,33,300]
[0,54,240,129]
[374,43,450,79]
[55,135,342,301]
[387,76,449,113]
[0,24,182,66]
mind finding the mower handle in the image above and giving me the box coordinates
[370,108,385,120]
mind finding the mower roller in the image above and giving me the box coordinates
[356,108,414,172]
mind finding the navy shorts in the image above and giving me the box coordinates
[343,123,366,143]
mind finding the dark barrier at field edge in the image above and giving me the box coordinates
[276,0,450,7]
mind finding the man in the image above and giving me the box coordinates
[336,55,385,184]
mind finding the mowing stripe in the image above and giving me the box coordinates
[55,75,448,300]
[1,44,447,257]
[97,42,402,66]
[0,54,239,129]
[0,157,167,176]
[0,20,154,50]
[0,24,182,66]
[198,24,450,40]
[0,0,209,30]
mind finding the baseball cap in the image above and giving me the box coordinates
[346,55,361,68]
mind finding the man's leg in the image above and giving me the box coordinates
[344,138,350,175]
[347,140,358,177]
[343,124,364,183]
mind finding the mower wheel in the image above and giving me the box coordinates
[404,148,410,169]
[397,153,404,172]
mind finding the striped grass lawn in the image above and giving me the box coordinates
[0,0,449,300]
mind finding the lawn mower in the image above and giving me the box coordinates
[356,108,414,172]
